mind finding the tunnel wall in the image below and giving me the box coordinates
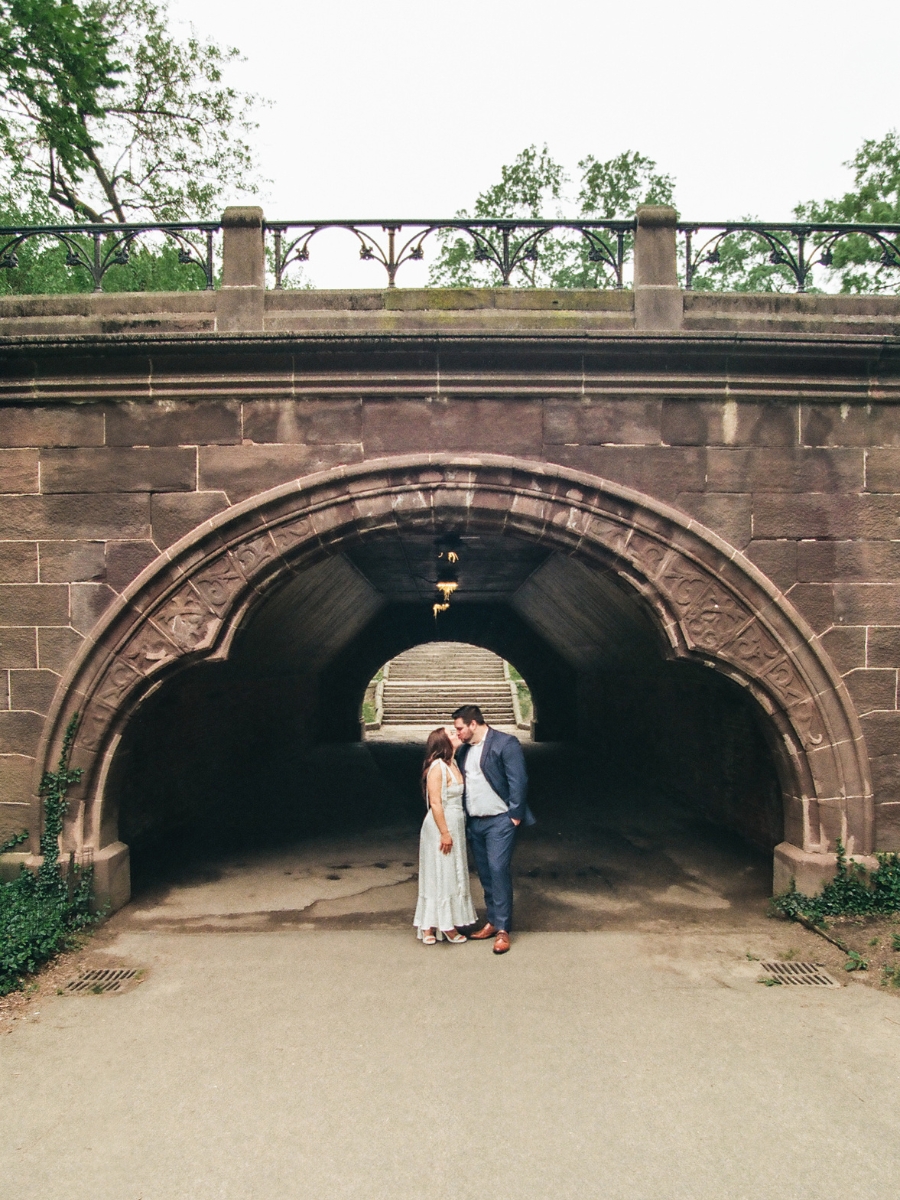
[579,664,783,850]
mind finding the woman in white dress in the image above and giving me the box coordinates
[413,726,477,944]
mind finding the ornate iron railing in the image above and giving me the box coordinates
[679,221,900,292]
[266,218,635,289]
[2,216,900,294]
[0,221,219,290]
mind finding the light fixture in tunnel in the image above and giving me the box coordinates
[436,579,458,603]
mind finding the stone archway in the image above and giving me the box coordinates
[36,455,873,908]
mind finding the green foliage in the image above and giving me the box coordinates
[0,199,209,291]
[429,145,674,289]
[0,828,28,854]
[892,931,900,952]
[772,841,900,925]
[795,131,900,294]
[0,0,122,177]
[686,225,801,294]
[1,0,262,222]
[0,713,98,996]
[844,950,868,972]
[882,963,900,987]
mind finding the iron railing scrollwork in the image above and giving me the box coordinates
[679,221,900,292]
[0,221,220,291]
[267,218,635,289]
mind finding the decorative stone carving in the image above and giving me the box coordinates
[188,554,245,618]
[231,532,276,581]
[149,585,218,653]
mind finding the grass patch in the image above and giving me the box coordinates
[0,715,100,996]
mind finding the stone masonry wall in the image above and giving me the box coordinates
[1,379,900,848]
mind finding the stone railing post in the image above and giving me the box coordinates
[633,204,682,332]
[218,205,265,333]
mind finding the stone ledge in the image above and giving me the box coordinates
[773,841,880,896]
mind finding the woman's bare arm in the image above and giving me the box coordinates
[427,764,453,854]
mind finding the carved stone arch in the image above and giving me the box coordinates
[36,455,873,904]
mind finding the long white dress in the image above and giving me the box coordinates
[413,759,477,940]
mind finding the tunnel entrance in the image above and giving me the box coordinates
[362,642,534,739]
[43,457,871,912]
[108,528,783,914]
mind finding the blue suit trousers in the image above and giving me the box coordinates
[467,814,518,932]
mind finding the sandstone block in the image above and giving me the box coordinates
[0,406,104,448]
[0,710,44,755]
[105,401,242,447]
[150,492,230,549]
[875,801,900,851]
[864,448,900,492]
[869,755,900,800]
[675,491,751,548]
[0,800,31,842]
[803,403,900,448]
[0,583,69,626]
[706,447,863,493]
[0,448,39,494]
[834,583,900,626]
[70,583,117,635]
[843,668,897,715]
[105,541,159,592]
[773,842,879,896]
[38,540,105,583]
[543,399,662,446]
[545,445,705,501]
[41,447,196,493]
[816,626,866,673]
[784,583,835,633]
[362,398,543,457]
[0,495,151,540]
[866,627,900,668]
[243,399,363,445]
[0,542,38,583]
[752,494,900,540]
[859,710,900,757]
[744,540,798,591]
[91,841,131,913]
[10,669,60,715]
[38,627,84,674]
[662,400,796,447]
[199,444,363,503]
[0,628,37,669]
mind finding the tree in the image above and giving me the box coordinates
[1,0,262,222]
[429,145,675,288]
[794,131,900,294]
[0,0,121,181]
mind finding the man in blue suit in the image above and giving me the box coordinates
[452,704,535,954]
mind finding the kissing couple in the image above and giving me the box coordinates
[413,704,535,955]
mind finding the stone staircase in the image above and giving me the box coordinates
[379,642,519,727]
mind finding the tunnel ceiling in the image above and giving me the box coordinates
[236,530,661,677]
[344,533,550,601]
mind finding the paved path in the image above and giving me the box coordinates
[2,925,900,1200]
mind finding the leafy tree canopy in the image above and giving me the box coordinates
[0,0,121,179]
[429,144,674,288]
[1,0,263,223]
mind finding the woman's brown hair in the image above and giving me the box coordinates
[421,727,454,800]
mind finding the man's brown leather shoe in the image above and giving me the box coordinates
[470,923,497,940]
[493,931,510,954]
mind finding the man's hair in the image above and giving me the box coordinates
[452,704,485,726]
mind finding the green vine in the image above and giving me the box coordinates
[0,829,28,855]
[0,714,99,996]
[773,841,900,925]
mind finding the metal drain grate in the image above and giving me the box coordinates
[64,968,142,995]
[760,961,839,987]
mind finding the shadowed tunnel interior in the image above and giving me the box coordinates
[107,529,784,893]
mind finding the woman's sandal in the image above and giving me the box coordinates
[442,930,467,944]
[421,930,437,945]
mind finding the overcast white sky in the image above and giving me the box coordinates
[175,0,898,223]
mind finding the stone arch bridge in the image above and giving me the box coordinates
[2,206,900,909]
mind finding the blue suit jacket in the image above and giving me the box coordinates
[457,727,536,826]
